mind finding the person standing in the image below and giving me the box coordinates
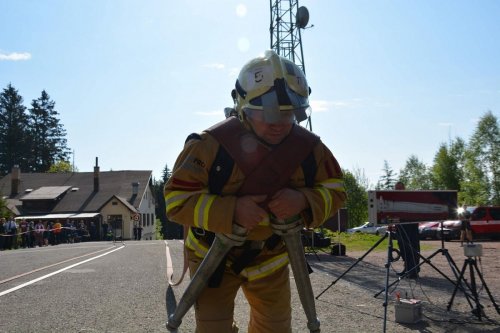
[28,221,35,247]
[34,220,45,247]
[165,50,346,333]
[133,223,138,240]
[4,216,18,250]
[53,220,62,245]
[394,181,421,278]
[136,223,143,241]
[19,219,29,248]
[459,207,473,246]
[0,217,6,250]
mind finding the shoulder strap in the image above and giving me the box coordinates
[207,118,320,195]
[208,145,234,195]
[238,124,320,195]
[301,151,317,188]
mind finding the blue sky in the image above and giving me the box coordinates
[1,1,499,186]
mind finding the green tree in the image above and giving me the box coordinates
[467,111,500,205]
[155,163,181,239]
[27,90,70,172]
[431,143,460,190]
[460,149,489,205]
[399,155,432,190]
[48,160,74,173]
[161,163,172,183]
[343,168,369,228]
[376,160,397,190]
[0,84,29,175]
[449,137,466,180]
[0,196,8,218]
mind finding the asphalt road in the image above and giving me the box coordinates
[1,239,499,333]
[0,241,169,333]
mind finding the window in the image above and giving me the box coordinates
[472,208,487,220]
[489,208,500,220]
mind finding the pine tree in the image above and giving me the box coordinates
[155,163,182,239]
[0,84,29,175]
[27,90,70,172]
[376,160,397,190]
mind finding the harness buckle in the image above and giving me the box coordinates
[193,227,206,237]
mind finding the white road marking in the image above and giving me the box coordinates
[0,245,125,297]
[165,240,173,280]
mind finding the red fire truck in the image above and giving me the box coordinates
[467,206,500,239]
[368,190,458,225]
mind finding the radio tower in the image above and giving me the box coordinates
[270,0,312,131]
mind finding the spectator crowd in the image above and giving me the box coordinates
[0,216,101,251]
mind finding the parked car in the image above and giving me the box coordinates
[442,220,462,240]
[347,222,387,235]
[419,222,441,240]
[418,221,459,241]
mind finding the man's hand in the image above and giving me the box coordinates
[234,195,268,231]
[268,188,309,220]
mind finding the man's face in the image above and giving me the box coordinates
[245,109,294,145]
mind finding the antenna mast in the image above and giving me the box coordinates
[269,0,312,131]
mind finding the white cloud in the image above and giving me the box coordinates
[310,99,360,112]
[310,100,333,112]
[310,98,393,112]
[204,63,225,70]
[0,51,32,61]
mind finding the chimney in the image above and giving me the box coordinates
[11,165,20,196]
[132,182,139,195]
[93,157,100,192]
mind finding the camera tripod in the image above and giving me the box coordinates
[374,221,472,307]
[301,229,321,261]
[315,226,402,333]
[447,255,500,320]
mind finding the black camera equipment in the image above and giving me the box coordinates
[447,244,500,320]
[374,221,470,301]
[301,229,331,261]
[316,221,477,333]
[316,224,402,333]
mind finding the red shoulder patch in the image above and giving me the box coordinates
[171,178,203,189]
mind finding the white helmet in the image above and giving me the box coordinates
[234,50,310,124]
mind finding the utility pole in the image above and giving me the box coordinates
[269,0,312,131]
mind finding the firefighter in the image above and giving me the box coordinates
[459,207,473,246]
[165,50,346,333]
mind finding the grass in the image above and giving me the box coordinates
[318,229,434,252]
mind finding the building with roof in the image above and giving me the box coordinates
[0,159,156,240]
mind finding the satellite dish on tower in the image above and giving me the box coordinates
[296,6,309,29]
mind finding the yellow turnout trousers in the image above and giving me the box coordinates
[189,255,292,333]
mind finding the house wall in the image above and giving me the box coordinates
[137,185,156,240]
[100,201,134,240]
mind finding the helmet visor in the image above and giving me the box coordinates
[246,84,309,124]
[243,108,296,124]
[249,85,308,111]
